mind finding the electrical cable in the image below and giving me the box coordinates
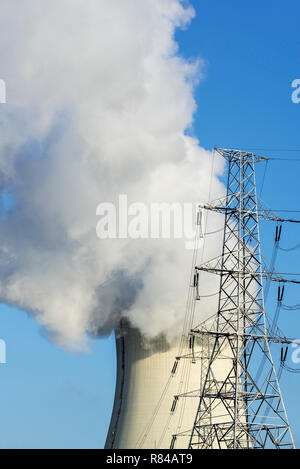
[203,227,224,235]
[281,304,300,311]
[259,160,269,199]
[282,363,300,373]
[279,242,300,252]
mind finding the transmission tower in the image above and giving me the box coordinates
[172,148,298,449]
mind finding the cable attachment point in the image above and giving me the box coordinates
[275,224,283,243]
[171,359,179,375]
[170,396,179,413]
[280,346,288,363]
[170,435,177,449]
[193,270,200,300]
[277,285,285,303]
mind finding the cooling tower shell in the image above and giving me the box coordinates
[105,322,240,449]
[105,324,187,449]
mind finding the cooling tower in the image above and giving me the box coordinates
[105,321,235,449]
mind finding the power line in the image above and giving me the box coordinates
[269,158,300,162]
[280,242,300,252]
[259,160,269,199]
[274,210,300,213]
[282,304,300,311]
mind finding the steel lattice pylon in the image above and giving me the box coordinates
[173,148,295,449]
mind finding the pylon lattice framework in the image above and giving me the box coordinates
[174,148,295,449]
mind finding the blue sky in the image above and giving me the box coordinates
[0,0,300,448]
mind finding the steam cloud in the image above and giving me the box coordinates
[0,0,225,350]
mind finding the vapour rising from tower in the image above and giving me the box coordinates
[0,0,225,349]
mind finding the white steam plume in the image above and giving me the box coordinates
[0,0,225,350]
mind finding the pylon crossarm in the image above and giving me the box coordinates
[190,329,293,345]
[214,148,269,163]
[195,265,300,284]
[203,203,300,224]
